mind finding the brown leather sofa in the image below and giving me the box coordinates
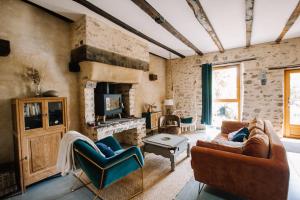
[191,120,290,200]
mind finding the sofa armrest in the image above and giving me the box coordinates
[191,146,289,200]
[221,120,249,134]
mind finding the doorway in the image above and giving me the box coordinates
[284,69,300,138]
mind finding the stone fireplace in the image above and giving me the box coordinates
[70,15,151,146]
[79,61,146,146]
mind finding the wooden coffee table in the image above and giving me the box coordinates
[142,133,190,171]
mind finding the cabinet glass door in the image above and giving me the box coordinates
[48,101,63,127]
[24,102,43,130]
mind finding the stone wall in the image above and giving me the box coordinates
[71,15,149,63]
[167,38,300,136]
[0,0,80,163]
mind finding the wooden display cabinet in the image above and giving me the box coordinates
[142,111,162,131]
[11,97,68,192]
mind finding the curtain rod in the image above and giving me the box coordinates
[268,64,300,70]
[212,57,257,66]
[193,57,257,67]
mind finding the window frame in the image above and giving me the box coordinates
[212,65,241,121]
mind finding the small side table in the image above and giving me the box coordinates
[142,133,190,171]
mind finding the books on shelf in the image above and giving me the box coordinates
[24,103,41,117]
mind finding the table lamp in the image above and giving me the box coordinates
[164,99,174,114]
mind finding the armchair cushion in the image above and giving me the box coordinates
[97,136,123,151]
[180,117,193,123]
[96,143,115,158]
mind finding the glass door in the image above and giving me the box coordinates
[46,100,65,129]
[284,69,300,138]
[23,101,44,131]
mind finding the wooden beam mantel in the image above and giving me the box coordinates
[72,0,185,58]
[186,0,224,53]
[70,45,149,72]
[276,0,300,43]
[245,0,255,47]
[131,0,203,55]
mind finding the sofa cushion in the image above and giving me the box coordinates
[243,133,269,158]
[232,127,250,142]
[197,140,243,154]
[249,127,266,138]
[228,130,239,141]
[221,121,249,134]
[248,118,264,132]
[212,134,245,148]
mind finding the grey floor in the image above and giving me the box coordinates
[6,139,300,200]
[7,174,95,200]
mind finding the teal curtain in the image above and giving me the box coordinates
[201,63,212,125]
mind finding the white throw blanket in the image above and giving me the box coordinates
[56,131,105,176]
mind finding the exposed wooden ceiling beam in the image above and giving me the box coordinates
[245,0,255,47]
[72,0,185,58]
[276,0,300,43]
[186,0,224,53]
[131,0,203,55]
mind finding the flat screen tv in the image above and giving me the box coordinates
[95,94,122,117]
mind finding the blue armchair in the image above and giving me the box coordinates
[73,136,144,198]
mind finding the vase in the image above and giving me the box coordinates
[32,83,41,97]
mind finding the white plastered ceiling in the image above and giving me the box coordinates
[29,0,300,59]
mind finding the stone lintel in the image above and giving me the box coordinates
[70,45,149,72]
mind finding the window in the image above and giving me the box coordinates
[212,65,240,126]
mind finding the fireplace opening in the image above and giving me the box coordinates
[94,82,133,122]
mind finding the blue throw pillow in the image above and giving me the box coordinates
[232,127,250,142]
[96,142,115,158]
[181,117,193,123]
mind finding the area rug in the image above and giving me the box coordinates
[75,132,210,200]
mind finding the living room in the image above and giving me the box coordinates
[0,0,300,199]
